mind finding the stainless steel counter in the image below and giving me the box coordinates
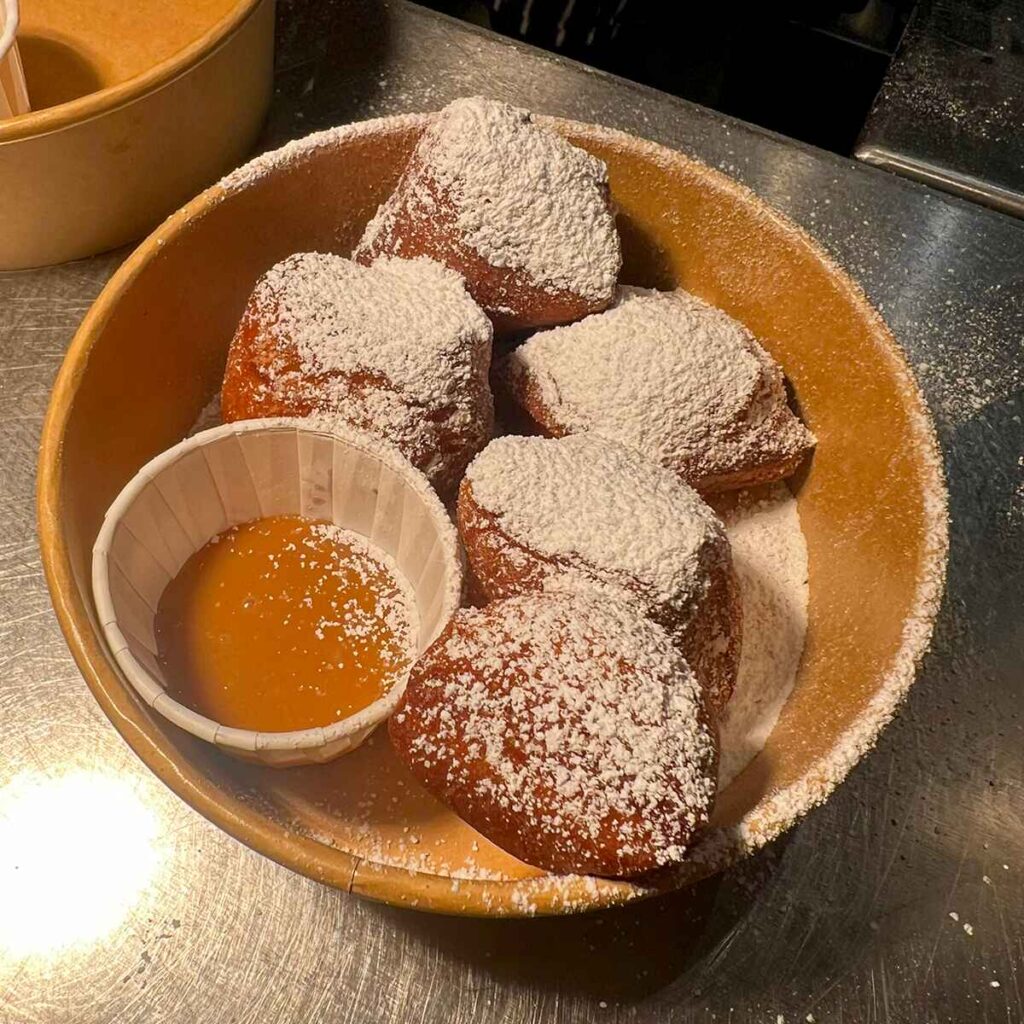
[856,0,1024,218]
[1,3,1022,1022]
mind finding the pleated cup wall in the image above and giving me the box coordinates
[91,418,464,767]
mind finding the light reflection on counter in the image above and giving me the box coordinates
[0,769,164,958]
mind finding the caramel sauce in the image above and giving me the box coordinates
[155,515,415,732]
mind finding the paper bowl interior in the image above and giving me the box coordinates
[0,0,30,119]
[3,0,250,124]
[38,114,947,916]
[91,419,463,768]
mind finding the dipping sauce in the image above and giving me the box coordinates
[155,515,417,732]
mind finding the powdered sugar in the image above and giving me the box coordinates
[463,438,807,790]
[218,112,430,193]
[393,592,717,875]
[464,434,724,607]
[506,285,815,490]
[685,434,947,876]
[249,253,491,405]
[188,392,221,436]
[305,522,419,661]
[358,97,620,302]
[228,253,493,488]
[717,484,809,786]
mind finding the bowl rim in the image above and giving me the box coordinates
[91,417,461,755]
[36,112,949,916]
[0,0,263,144]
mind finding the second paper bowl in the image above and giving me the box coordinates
[91,417,465,767]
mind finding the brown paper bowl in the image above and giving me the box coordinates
[0,0,273,269]
[37,113,947,916]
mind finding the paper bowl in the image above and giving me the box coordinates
[0,0,272,269]
[91,418,464,768]
[38,113,947,915]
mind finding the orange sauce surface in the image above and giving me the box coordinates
[155,515,416,732]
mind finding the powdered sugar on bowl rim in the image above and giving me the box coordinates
[218,112,432,193]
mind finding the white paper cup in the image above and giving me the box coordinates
[0,0,30,120]
[92,418,465,767]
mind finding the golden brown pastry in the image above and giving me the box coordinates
[390,591,718,877]
[354,96,621,334]
[458,434,740,711]
[221,252,493,494]
[503,286,815,494]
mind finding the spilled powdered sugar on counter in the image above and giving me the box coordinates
[717,483,809,787]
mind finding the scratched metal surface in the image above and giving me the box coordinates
[1,2,1022,1022]
[856,0,1024,218]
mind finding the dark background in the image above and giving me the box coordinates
[416,0,917,154]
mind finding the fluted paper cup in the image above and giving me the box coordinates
[0,0,29,120]
[92,418,464,767]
